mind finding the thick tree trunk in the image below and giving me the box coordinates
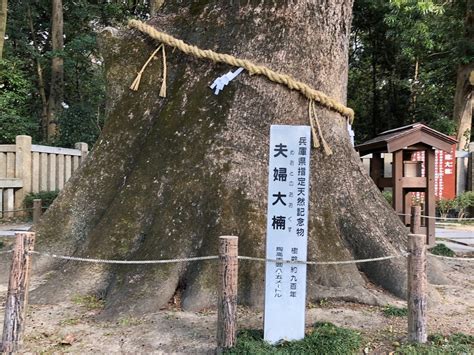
[455,0,474,150]
[46,0,64,142]
[31,1,443,315]
[454,64,473,150]
[0,0,7,59]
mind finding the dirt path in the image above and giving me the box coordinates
[0,254,472,353]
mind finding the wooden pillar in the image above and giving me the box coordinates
[403,191,412,225]
[56,154,65,190]
[425,149,436,245]
[392,150,404,217]
[31,152,40,193]
[75,142,88,165]
[48,154,57,191]
[3,188,13,218]
[14,136,32,214]
[217,236,238,353]
[32,199,42,226]
[1,232,36,353]
[39,153,47,192]
[410,205,422,234]
[407,233,427,343]
[370,152,383,189]
[65,155,72,183]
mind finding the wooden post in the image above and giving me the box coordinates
[370,152,383,189]
[1,232,36,353]
[14,136,32,215]
[392,150,404,218]
[425,148,436,245]
[74,142,88,164]
[217,236,238,353]
[407,233,427,343]
[32,199,42,226]
[410,205,421,234]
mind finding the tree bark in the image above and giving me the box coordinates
[31,1,443,315]
[0,0,7,59]
[454,0,474,150]
[454,64,473,150]
[149,0,164,17]
[27,5,48,133]
[46,0,64,143]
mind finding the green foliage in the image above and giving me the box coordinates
[429,243,455,257]
[225,323,361,354]
[382,305,408,317]
[2,0,127,146]
[382,191,393,205]
[430,117,457,136]
[436,198,456,219]
[350,0,466,143]
[455,191,474,219]
[55,102,104,148]
[0,58,39,143]
[396,332,474,354]
[23,190,59,211]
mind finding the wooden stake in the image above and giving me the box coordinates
[410,205,421,234]
[407,233,427,343]
[32,199,42,226]
[1,232,36,353]
[217,236,238,353]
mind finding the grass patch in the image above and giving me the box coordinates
[59,316,83,326]
[396,333,474,354]
[0,240,4,249]
[429,243,455,257]
[72,294,105,311]
[225,322,361,354]
[383,305,408,317]
[118,316,143,326]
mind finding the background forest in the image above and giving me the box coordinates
[0,0,472,148]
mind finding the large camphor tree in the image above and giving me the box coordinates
[31,0,444,315]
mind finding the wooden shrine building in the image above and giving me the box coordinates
[355,123,457,245]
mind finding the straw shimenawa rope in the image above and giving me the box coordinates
[128,19,355,123]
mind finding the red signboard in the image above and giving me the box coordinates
[411,143,456,200]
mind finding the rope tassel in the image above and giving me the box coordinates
[159,45,167,97]
[309,99,333,155]
[130,44,167,97]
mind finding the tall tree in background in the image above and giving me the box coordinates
[0,0,6,59]
[45,0,64,142]
[454,0,473,150]
[350,0,466,143]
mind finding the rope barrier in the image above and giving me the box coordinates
[0,208,34,213]
[428,253,474,261]
[397,213,474,221]
[239,254,408,265]
[29,251,219,264]
[29,250,409,265]
[127,20,355,124]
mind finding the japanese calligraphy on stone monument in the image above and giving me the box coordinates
[264,125,311,344]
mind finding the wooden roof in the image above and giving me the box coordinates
[355,123,457,156]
